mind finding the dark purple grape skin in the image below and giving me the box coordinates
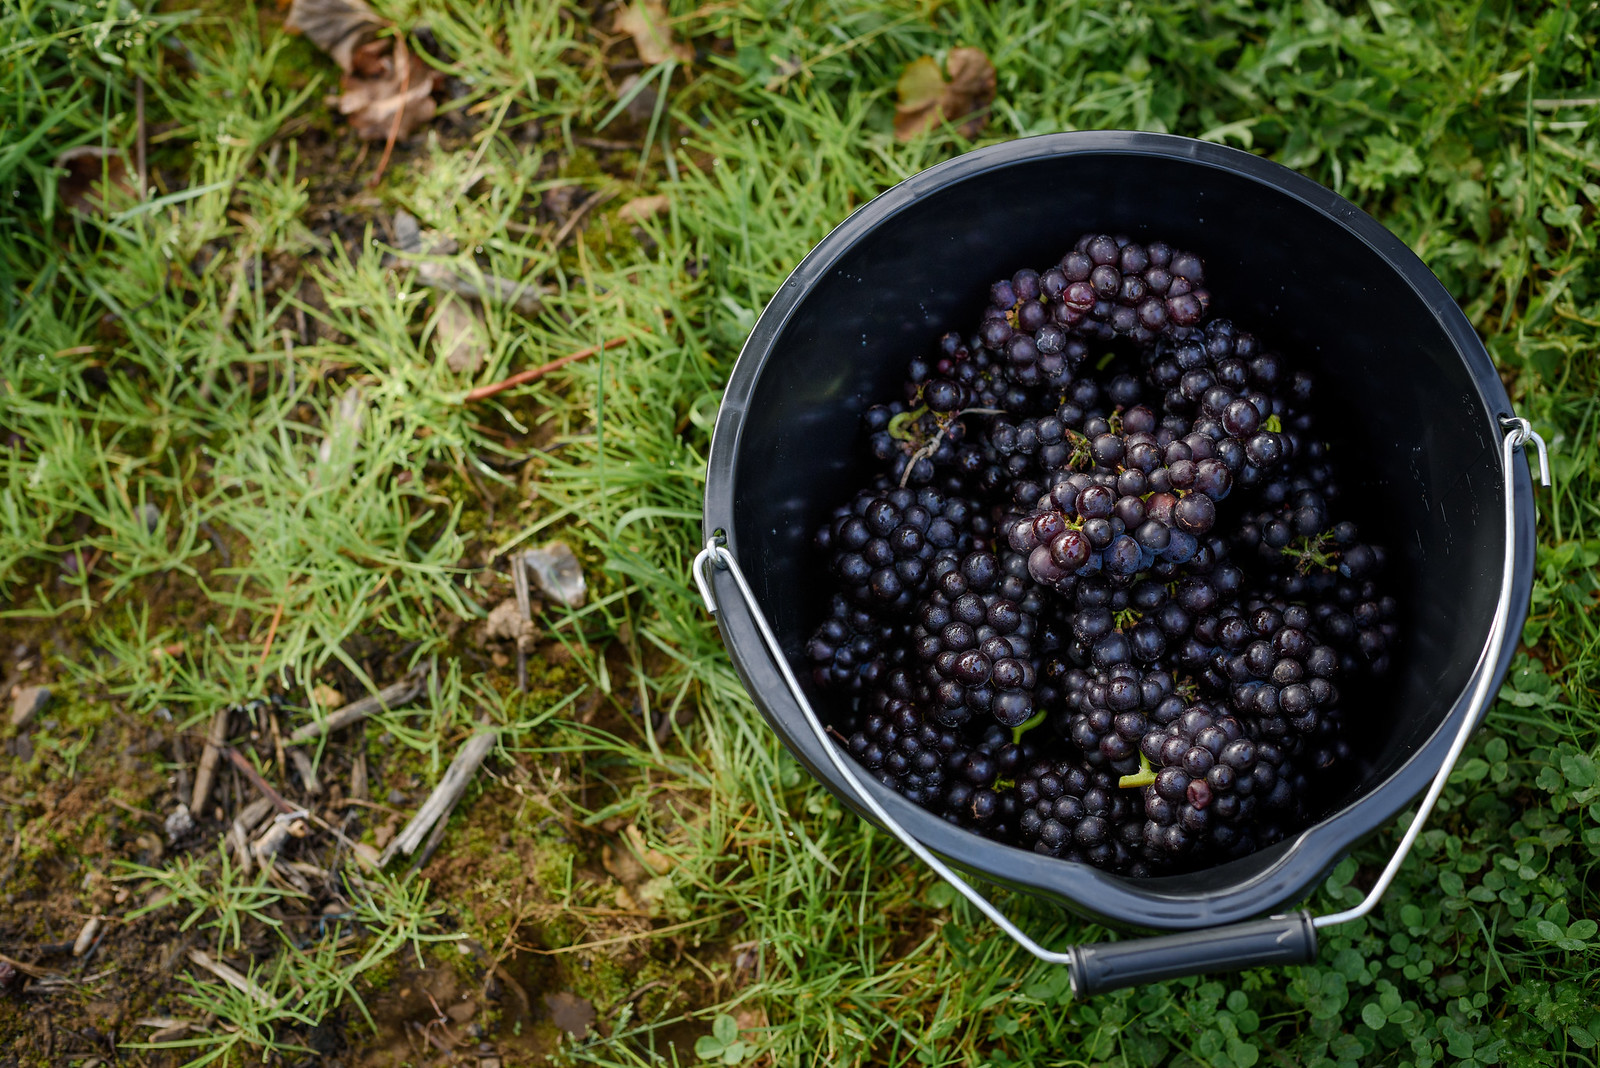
[809,232,1392,879]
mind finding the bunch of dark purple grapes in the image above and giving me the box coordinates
[806,233,1397,877]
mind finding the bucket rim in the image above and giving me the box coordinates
[701,130,1536,929]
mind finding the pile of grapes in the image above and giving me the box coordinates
[805,233,1398,877]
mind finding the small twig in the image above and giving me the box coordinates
[286,748,321,797]
[511,550,533,693]
[107,797,163,825]
[463,336,627,403]
[524,911,734,955]
[379,727,497,865]
[230,795,276,875]
[171,729,191,803]
[190,707,230,815]
[368,44,412,188]
[0,952,58,979]
[411,1019,454,1054]
[550,187,617,249]
[257,601,285,673]
[611,978,667,1017]
[337,797,402,815]
[186,949,273,1008]
[198,521,232,568]
[574,136,643,151]
[287,664,429,744]
[487,961,532,1018]
[220,747,298,816]
[404,791,457,877]
[896,406,1004,489]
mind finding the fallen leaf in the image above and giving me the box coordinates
[284,0,385,73]
[335,38,441,142]
[618,194,670,225]
[543,991,595,1038]
[433,294,486,374]
[286,0,441,142]
[613,0,691,65]
[893,47,996,142]
[55,147,135,216]
[893,57,946,134]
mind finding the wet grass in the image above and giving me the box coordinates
[2,0,1599,1065]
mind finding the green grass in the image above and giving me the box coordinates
[2,0,1599,1065]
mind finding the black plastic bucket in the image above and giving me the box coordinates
[696,131,1540,992]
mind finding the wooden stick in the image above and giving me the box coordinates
[368,38,413,188]
[257,600,285,672]
[190,707,230,814]
[220,747,299,816]
[107,797,163,825]
[463,336,626,403]
[379,727,496,865]
[186,949,273,1007]
[549,187,616,249]
[0,952,58,979]
[286,747,321,796]
[287,665,429,744]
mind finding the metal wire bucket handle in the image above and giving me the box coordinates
[693,418,1548,996]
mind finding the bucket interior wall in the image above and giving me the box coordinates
[721,147,1512,904]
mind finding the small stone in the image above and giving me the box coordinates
[73,916,102,957]
[139,502,161,534]
[524,542,586,608]
[310,683,345,711]
[10,685,50,728]
[386,788,407,805]
[164,804,196,843]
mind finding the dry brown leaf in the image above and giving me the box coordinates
[284,0,385,73]
[55,147,135,216]
[892,56,946,136]
[335,37,441,142]
[893,47,996,142]
[433,294,486,374]
[287,0,441,142]
[614,0,691,65]
[617,193,670,225]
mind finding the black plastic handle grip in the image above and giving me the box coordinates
[1067,911,1317,997]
